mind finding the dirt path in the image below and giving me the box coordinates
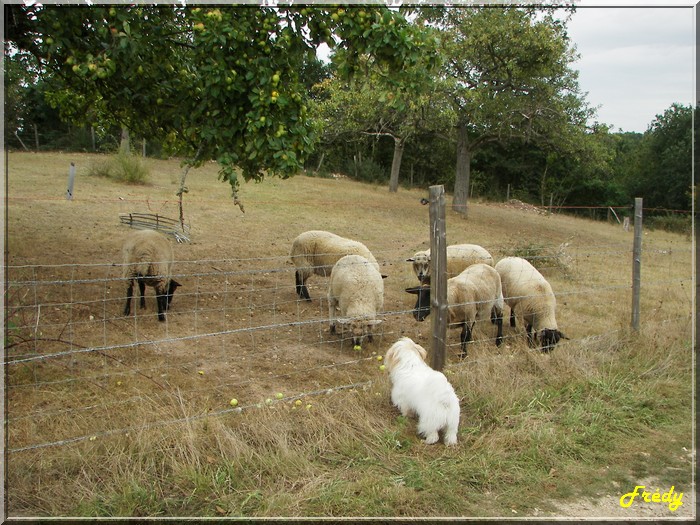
[540,470,696,519]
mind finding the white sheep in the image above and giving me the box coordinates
[328,254,384,346]
[407,243,494,284]
[290,230,385,301]
[494,256,566,352]
[405,263,504,357]
[121,229,181,322]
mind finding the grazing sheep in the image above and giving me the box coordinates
[290,230,385,301]
[407,243,494,284]
[121,229,181,322]
[328,254,384,346]
[405,263,504,357]
[494,256,566,352]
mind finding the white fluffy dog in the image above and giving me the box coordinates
[384,337,460,445]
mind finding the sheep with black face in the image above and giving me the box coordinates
[406,263,503,358]
[121,229,180,322]
[494,256,566,352]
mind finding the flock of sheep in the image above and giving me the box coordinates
[121,228,566,357]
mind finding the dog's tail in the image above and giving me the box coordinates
[436,381,459,410]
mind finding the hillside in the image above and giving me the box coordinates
[4,152,694,519]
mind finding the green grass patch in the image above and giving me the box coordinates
[87,151,150,184]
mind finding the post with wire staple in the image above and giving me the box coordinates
[66,162,76,200]
[631,197,643,330]
[429,185,447,371]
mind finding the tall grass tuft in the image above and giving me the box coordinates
[88,151,150,184]
[507,238,574,274]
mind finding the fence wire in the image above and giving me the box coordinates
[5,243,693,454]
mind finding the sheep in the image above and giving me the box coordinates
[328,254,384,346]
[494,256,566,352]
[121,229,181,322]
[290,230,385,301]
[406,243,494,284]
[405,263,504,358]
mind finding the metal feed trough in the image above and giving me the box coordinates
[119,212,191,243]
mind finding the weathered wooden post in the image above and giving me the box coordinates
[631,198,643,330]
[66,162,76,200]
[429,185,448,371]
[14,131,29,151]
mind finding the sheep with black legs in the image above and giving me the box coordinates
[290,230,385,301]
[328,254,384,347]
[407,243,494,284]
[494,256,566,352]
[405,263,503,358]
[121,229,181,322]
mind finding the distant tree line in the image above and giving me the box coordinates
[308,103,692,216]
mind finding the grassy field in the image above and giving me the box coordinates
[4,151,695,518]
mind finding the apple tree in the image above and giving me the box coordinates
[6,4,432,209]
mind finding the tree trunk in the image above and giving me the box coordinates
[177,143,205,230]
[388,136,404,193]
[120,126,130,155]
[452,123,470,216]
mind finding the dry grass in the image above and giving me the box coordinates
[4,151,694,518]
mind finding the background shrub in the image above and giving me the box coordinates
[88,152,150,184]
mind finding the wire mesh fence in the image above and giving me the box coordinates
[5,240,694,454]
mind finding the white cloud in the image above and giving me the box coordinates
[566,5,694,132]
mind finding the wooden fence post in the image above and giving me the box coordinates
[66,162,76,201]
[14,131,29,151]
[429,185,447,371]
[631,198,643,330]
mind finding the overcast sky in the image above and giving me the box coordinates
[565,2,695,133]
